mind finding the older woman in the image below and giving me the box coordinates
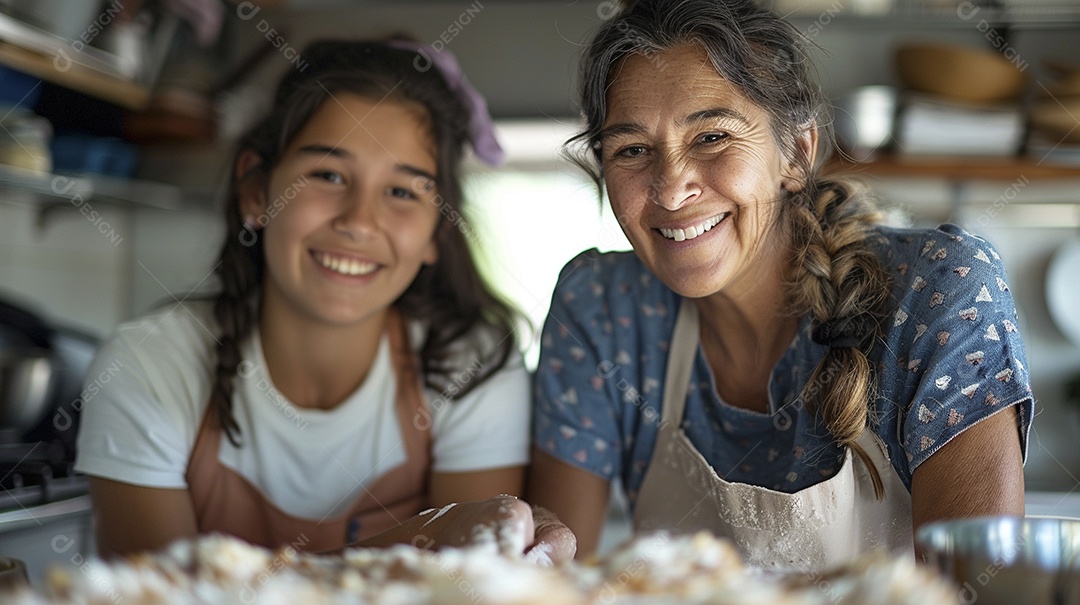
[527,0,1033,569]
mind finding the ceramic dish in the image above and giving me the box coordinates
[1047,238,1080,348]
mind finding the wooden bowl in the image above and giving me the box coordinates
[1031,97,1080,144]
[895,43,1028,103]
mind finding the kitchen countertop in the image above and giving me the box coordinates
[1025,490,1080,519]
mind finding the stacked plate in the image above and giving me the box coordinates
[1047,238,1080,348]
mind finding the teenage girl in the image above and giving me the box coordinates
[76,39,569,560]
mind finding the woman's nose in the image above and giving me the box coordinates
[649,151,700,210]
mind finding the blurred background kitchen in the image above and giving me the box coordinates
[0,0,1079,583]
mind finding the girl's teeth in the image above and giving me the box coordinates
[316,253,377,276]
[659,213,726,242]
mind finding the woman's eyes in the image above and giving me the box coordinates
[611,133,728,159]
[698,132,727,145]
[388,186,419,200]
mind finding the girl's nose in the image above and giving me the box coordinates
[649,151,701,211]
[333,188,379,239]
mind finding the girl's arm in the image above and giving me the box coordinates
[89,477,199,558]
[428,466,524,504]
[911,405,1025,533]
[526,449,611,557]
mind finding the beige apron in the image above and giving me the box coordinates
[633,299,913,571]
[185,310,430,553]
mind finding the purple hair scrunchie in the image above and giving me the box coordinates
[387,40,505,166]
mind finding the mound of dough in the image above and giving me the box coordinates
[4,532,957,604]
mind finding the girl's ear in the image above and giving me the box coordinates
[422,224,442,266]
[236,149,268,223]
[781,122,819,193]
[422,241,439,266]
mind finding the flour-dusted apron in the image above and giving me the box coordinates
[633,299,913,571]
[185,310,430,553]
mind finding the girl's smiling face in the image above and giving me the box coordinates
[600,44,806,300]
[242,93,442,327]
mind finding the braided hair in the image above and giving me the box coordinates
[208,40,520,445]
[570,0,892,496]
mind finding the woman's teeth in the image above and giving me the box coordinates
[659,213,727,242]
[314,252,377,276]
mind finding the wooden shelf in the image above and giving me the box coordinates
[0,42,149,110]
[825,153,1080,181]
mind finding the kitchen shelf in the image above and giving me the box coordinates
[775,0,1080,29]
[0,164,181,212]
[826,153,1080,181]
[0,42,149,110]
[0,11,151,111]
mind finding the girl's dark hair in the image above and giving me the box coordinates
[209,39,519,445]
[570,0,891,496]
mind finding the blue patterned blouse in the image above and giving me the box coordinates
[533,224,1035,509]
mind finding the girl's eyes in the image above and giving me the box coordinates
[308,171,424,201]
[312,171,344,185]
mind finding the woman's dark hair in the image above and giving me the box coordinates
[570,0,891,496]
[209,39,519,445]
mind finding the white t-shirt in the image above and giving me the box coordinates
[75,302,530,519]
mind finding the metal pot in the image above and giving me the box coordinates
[0,349,55,433]
[917,516,1080,605]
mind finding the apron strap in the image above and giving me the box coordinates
[659,298,699,428]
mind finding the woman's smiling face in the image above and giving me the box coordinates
[242,93,442,328]
[600,44,803,300]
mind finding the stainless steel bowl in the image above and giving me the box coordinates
[917,516,1080,605]
[0,348,55,432]
[832,85,897,162]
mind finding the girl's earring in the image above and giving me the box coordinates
[238,216,260,247]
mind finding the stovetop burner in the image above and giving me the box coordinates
[0,428,88,512]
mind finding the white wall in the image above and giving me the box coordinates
[0,192,130,337]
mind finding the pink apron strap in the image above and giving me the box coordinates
[184,309,431,552]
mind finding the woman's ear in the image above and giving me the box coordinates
[781,122,819,192]
[236,149,267,223]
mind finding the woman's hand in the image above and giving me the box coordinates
[526,504,578,565]
[357,495,576,565]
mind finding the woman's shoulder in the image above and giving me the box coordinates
[870,223,1022,342]
[870,223,1009,280]
[552,248,676,316]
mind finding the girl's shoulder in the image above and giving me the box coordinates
[110,300,219,362]
[100,300,221,401]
